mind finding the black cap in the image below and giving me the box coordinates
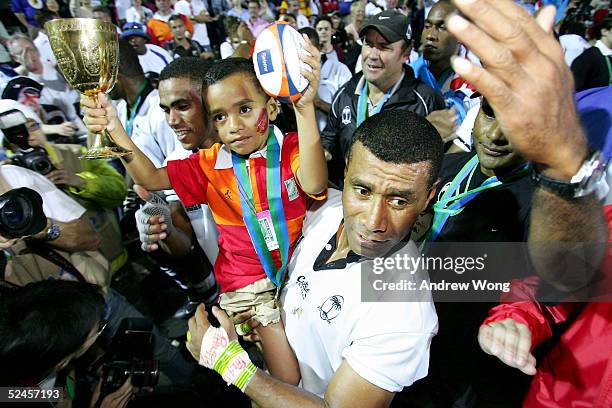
[359,10,412,44]
[1,76,43,101]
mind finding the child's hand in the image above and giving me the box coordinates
[81,93,121,137]
[293,34,321,113]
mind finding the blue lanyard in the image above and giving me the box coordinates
[231,128,290,287]
[356,79,396,127]
[427,155,530,242]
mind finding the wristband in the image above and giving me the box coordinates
[199,326,256,392]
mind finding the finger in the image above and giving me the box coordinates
[232,310,255,325]
[194,303,207,327]
[520,353,537,375]
[514,323,533,366]
[133,184,152,202]
[478,324,495,354]
[446,14,528,86]
[212,305,235,336]
[141,242,159,252]
[146,232,167,242]
[500,320,520,363]
[534,5,556,34]
[80,95,97,108]
[450,55,514,115]
[83,107,109,118]
[83,115,109,127]
[187,314,197,343]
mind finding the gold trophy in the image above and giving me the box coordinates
[45,18,131,159]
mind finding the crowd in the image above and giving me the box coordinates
[0,0,611,407]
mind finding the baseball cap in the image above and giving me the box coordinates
[1,76,43,101]
[358,10,412,44]
[120,22,150,41]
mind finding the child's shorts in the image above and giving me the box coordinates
[219,277,280,326]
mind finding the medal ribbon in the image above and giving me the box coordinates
[232,127,290,287]
[356,79,396,127]
[427,155,530,242]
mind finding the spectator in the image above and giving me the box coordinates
[33,10,60,67]
[226,0,248,21]
[571,16,612,91]
[92,6,115,24]
[165,15,214,59]
[70,0,95,19]
[300,27,352,131]
[10,0,44,34]
[121,22,174,76]
[125,0,154,24]
[1,77,86,144]
[365,0,384,16]
[279,12,299,30]
[315,15,343,62]
[115,0,133,25]
[344,0,365,43]
[7,34,80,115]
[329,10,349,51]
[558,20,590,66]
[219,16,246,59]
[287,0,311,28]
[1,104,128,272]
[411,0,477,144]
[321,10,444,187]
[147,0,194,45]
[173,0,214,55]
[246,0,270,38]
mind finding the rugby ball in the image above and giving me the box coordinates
[253,21,309,103]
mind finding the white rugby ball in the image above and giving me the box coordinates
[252,21,309,103]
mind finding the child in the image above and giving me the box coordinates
[82,38,327,385]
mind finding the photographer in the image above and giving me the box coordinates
[0,280,135,408]
[1,76,87,145]
[0,104,128,272]
[0,186,196,388]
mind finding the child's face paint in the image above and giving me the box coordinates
[256,109,268,134]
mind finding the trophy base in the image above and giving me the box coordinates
[79,146,132,160]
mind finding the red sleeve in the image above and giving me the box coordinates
[483,276,583,349]
[166,152,209,207]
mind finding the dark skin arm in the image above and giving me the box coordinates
[187,305,396,408]
[33,215,101,252]
[446,0,609,291]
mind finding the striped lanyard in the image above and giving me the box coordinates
[356,79,396,127]
[231,128,290,287]
[427,155,530,242]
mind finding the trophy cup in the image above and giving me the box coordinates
[45,18,131,159]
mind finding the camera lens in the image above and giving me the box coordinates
[31,157,53,175]
[0,197,27,228]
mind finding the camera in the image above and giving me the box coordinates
[0,187,48,239]
[0,109,55,176]
[101,318,159,395]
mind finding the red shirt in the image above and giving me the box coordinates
[166,129,325,293]
[483,205,612,407]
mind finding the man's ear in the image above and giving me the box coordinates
[422,178,440,212]
[266,97,279,121]
[400,45,411,64]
